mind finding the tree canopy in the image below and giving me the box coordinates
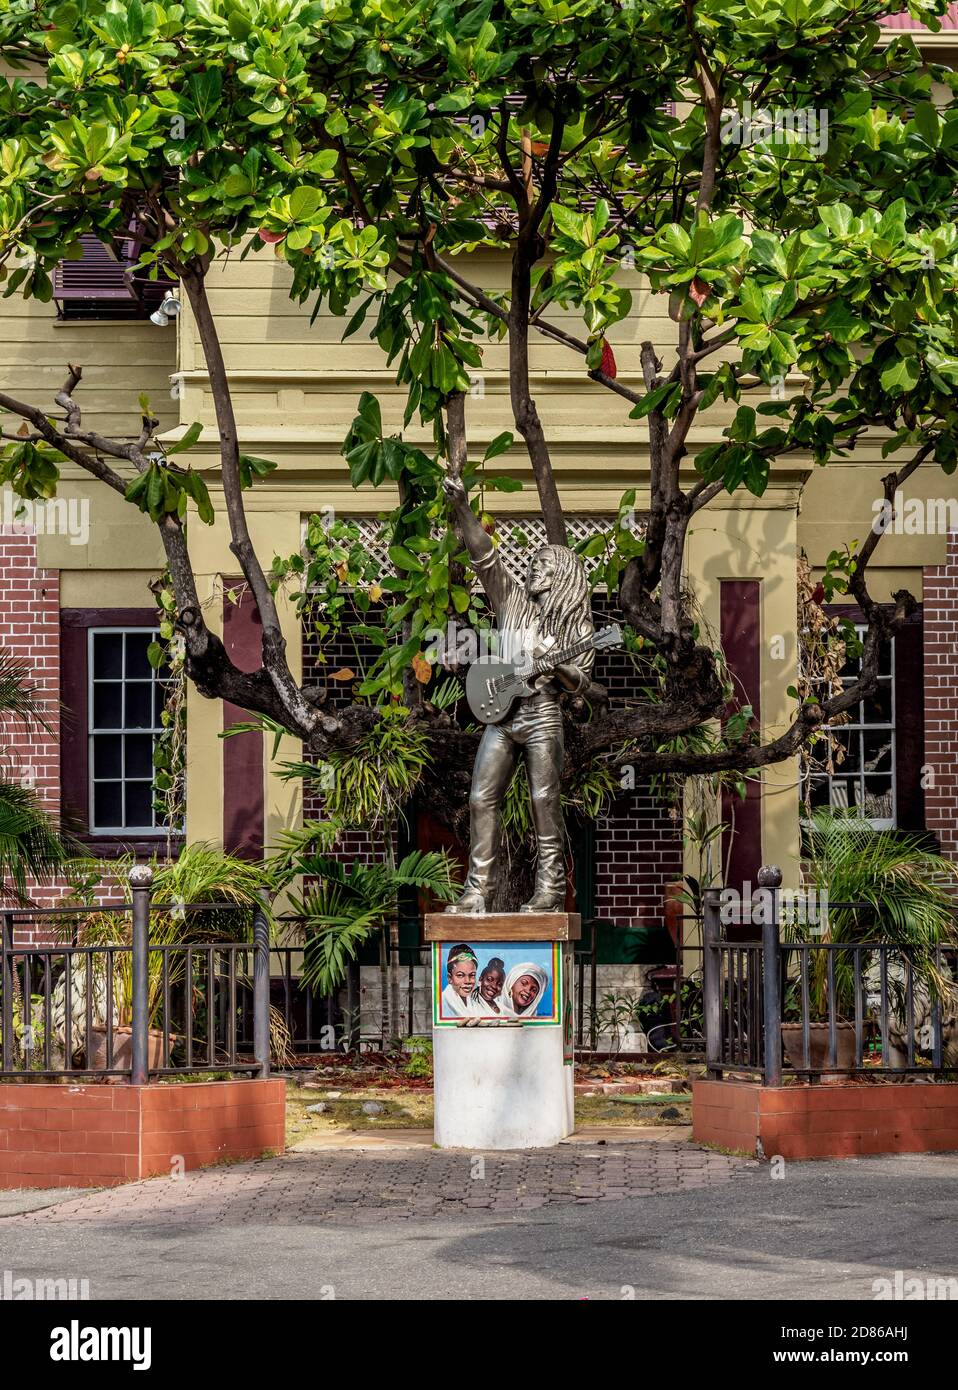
[1,0,957,839]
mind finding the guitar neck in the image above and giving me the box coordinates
[525,632,599,678]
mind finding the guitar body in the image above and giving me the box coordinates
[466,658,533,725]
[463,625,623,725]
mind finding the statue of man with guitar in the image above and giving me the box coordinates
[441,461,621,914]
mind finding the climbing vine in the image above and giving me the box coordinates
[148,572,187,846]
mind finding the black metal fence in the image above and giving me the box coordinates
[3,877,701,1074]
[1,869,271,1082]
[703,868,958,1083]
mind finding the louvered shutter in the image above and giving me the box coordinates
[53,235,137,316]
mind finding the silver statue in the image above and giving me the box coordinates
[442,466,596,913]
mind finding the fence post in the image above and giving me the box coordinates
[758,864,783,1087]
[253,890,270,1079]
[1,911,14,1073]
[129,864,153,1086]
[702,887,723,1079]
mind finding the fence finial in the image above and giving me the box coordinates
[129,863,154,888]
[757,864,783,889]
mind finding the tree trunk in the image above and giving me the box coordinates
[490,838,537,913]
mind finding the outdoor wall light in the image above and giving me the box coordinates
[150,294,182,327]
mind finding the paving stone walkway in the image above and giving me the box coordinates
[7,1138,756,1228]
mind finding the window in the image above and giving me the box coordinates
[806,625,896,829]
[87,628,167,835]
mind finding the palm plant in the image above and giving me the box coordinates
[787,810,958,1019]
[56,843,273,1038]
[266,710,453,1043]
[0,649,75,903]
[281,848,459,997]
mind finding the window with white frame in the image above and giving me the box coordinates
[806,625,896,829]
[88,628,167,834]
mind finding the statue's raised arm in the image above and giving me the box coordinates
[441,462,513,617]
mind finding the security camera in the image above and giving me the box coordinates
[150,295,182,327]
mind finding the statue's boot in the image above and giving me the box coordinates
[443,887,489,914]
[520,833,565,913]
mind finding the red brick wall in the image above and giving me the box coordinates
[0,533,60,818]
[0,532,66,934]
[0,1078,286,1189]
[693,1078,958,1160]
[923,533,958,861]
[593,789,684,927]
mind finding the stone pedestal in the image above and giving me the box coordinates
[426,913,578,1151]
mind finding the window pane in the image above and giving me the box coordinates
[125,734,154,778]
[839,648,861,680]
[862,776,894,821]
[125,632,153,679]
[92,632,123,679]
[830,728,860,772]
[124,683,154,729]
[124,782,154,829]
[93,782,123,828]
[154,682,167,727]
[88,626,166,833]
[863,683,892,725]
[863,730,893,774]
[803,624,896,831]
[808,776,831,811]
[92,734,123,779]
[92,683,122,729]
[828,779,856,812]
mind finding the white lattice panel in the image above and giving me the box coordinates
[340,514,625,583]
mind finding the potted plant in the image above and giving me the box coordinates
[57,844,271,1073]
[781,811,958,1072]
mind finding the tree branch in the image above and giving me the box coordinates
[180,265,321,737]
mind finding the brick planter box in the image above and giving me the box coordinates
[693,1078,958,1160]
[0,1078,286,1189]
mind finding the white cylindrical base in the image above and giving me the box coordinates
[433,1026,574,1150]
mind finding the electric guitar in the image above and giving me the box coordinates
[466,624,623,725]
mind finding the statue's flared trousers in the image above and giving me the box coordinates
[463,692,565,903]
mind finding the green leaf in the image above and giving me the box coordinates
[482,431,514,462]
[388,545,423,573]
[912,102,940,147]
[879,356,920,394]
[629,382,679,419]
[166,421,202,455]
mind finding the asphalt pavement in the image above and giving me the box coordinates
[0,1142,955,1300]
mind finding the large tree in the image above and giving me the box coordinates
[2,0,958,851]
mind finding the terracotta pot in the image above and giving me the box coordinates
[781,1021,857,1074]
[88,1026,169,1074]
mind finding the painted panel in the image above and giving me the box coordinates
[433,941,561,1026]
